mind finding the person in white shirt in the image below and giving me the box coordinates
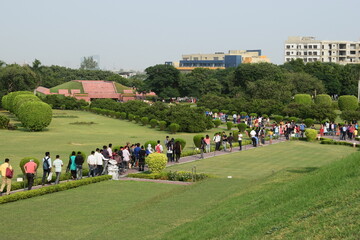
[53,155,63,184]
[87,151,97,177]
[42,152,52,186]
[94,148,103,176]
[122,146,131,170]
[238,132,243,151]
[107,143,113,159]
[250,129,257,147]
[213,133,221,151]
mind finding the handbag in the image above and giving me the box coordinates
[6,167,14,179]
[47,172,53,182]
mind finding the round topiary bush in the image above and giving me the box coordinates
[158,121,167,130]
[174,138,186,149]
[249,113,258,117]
[288,117,298,123]
[304,118,314,128]
[212,109,219,113]
[169,123,180,133]
[305,129,318,141]
[134,115,140,123]
[1,95,9,110]
[240,111,247,116]
[120,112,127,119]
[226,122,233,130]
[338,95,358,111]
[13,94,40,116]
[262,114,269,119]
[146,153,167,173]
[220,109,228,114]
[315,94,332,106]
[193,134,204,148]
[144,140,157,149]
[0,115,10,129]
[272,115,284,123]
[6,91,33,113]
[294,94,312,105]
[128,113,135,121]
[19,157,40,174]
[149,119,158,128]
[237,123,247,132]
[18,101,52,131]
[213,119,221,128]
[141,117,149,126]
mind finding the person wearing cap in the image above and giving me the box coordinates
[0,158,13,195]
[24,159,38,190]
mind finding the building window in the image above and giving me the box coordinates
[314,45,318,49]
[286,52,290,56]
[304,52,307,55]
[304,45,308,49]
[314,52,317,55]
[286,45,290,49]
[309,45,313,49]
[194,57,198,61]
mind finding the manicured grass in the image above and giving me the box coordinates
[114,82,132,93]
[50,81,84,93]
[0,142,358,239]
[0,110,221,176]
[166,141,357,179]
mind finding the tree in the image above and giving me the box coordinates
[143,64,181,99]
[80,56,99,70]
[284,72,325,95]
[0,64,37,93]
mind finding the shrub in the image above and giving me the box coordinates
[249,113,257,117]
[212,109,219,113]
[237,123,247,132]
[213,119,221,128]
[158,121,167,130]
[13,94,40,115]
[149,119,158,128]
[294,94,312,105]
[338,95,358,111]
[134,115,140,123]
[331,101,339,110]
[19,157,40,174]
[18,101,52,131]
[305,129,318,141]
[315,94,332,106]
[231,111,237,115]
[288,117,298,123]
[272,115,283,123]
[240,111,247,116]
[169,123,180,133]
[226,122,233,130]
[115,112,121,119]
[262,114,269,119]
[340,110,360,122]
[1,95,9,110]
[6,91,33,113]
[128,113,135,121]
[193,134,204,148]
[174,138,186,149]
[144,140,157,149]
[233,130,239,141]
[220,109,228,114]
[141,117,149,126]
[304,118,314,128]
[120,112,127,119]
[146,153,167,173]
[0,115,10,129]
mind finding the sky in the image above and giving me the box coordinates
[1,0,360,71]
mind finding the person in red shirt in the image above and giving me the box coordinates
[24,159,37,190]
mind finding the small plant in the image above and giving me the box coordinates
[193,134,204,148]
[213,119,221,128]
[128,113,135,121]
[146,153,167,173]
[0,115,10,129]
[169,123,180,133]
[158,121,167,130]
[305,129,318,141]
[237,123,247,132]
[226,122,233,130]
[141,117,149,126]
[149,119,158,128]
[69,121,97,125]
[120,112,127,120]
[304,118,314,128]
[134,115,140,123]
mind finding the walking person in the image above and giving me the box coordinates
[174,141,182,163]
[122,146,131,170]
[94,148,103,176]
[222,132,228,151]
[42,152,52,186]
[87,151,97,177]
[53,155,63,184]
[101,145,110,174]
[66,151,77,180]
[238,131,243,150]
[227,132,234,152]
[199,137,206,159]
[138,146,147,171]
[75,152,84,180]
[24,159,37,190]
[213,133,221,151]
[0,158,13,196]
[204,135,211,153]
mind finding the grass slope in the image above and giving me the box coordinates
[50,81,84,93]
[0,142,358,239]
[114,82,132,93]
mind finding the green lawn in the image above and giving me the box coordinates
[0,142,358,239]
[0,109,221,176]
[50,81,84,93]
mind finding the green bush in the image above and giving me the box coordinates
[0,175,112,204]
[226,122,233,130]
[288,117,298,123]
[174,138,186,149]
[141,116,149,126]
[19,157,40,175]
[305,129,318,142]
[237,123,247,132]
[6,91,33,113]
[1,95,9,110]
[233,131,239,141]
[338,95,358,111]
[0,115,10,129]
[158,121,167,130]
[13,94,40,115]
[220,109,228,114]
[294,94,312,105]
[149,119,158,128]
[272,115,283,123]
[169,123,180,133]
[331,101,339,110]
[146,153,167,173]
[120,112,127,119]
[128,113,134,121]
[213,119,221,128]
[340,110,360,122]
[240,111,247,116]
[144,140,157,149]
[212,109,219,113]
[134,115,140,123]
[18,101,52,131]
[127,171,210,182]
[249,113,257,117]
[193,134,204,148]
[262,114,269,119]
[315,94,332,106]
[304,118,314,128]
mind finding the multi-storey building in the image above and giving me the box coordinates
[284,36,360,64]
[166,49,270,72]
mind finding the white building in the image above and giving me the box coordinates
[284,36,360,64]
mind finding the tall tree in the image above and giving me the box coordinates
[80,56,99,70]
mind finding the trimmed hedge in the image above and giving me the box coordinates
[315,94,332,106]
[305,129,318,141]
[304,118,314,128]
[158,121,167,130]
[169,123,180,134]
[338,95,358,111]
[193,134,204,148]
[18,101,52,131]
[237,123,247,132]
[174,138,186,149]
[146,153,167,173]
[144,140,157,149]
[149,119,158,128]
[5,91,33,112]
[213,119,221,128]
[0,175,112,204]
[141,116,149,126]
[294,94,312,105]
[13,94,40,115]
[226,122,233,130]
[0,115,10,129]
[127,171,210,182]
[272,115,283,123]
